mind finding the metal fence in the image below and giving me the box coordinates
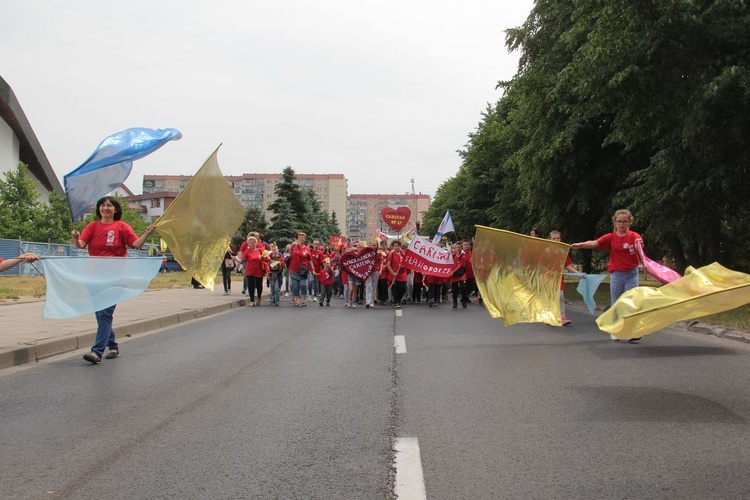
[0,238,148,277]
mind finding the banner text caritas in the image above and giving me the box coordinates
[410,238,452,262]
[384,214,407,221]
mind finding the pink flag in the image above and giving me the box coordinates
[636,240,681,284]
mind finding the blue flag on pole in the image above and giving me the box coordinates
[41,256,162,320]
[432,210,455,244]
[64,127,182,221]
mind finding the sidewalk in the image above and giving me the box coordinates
[0,287,248,370]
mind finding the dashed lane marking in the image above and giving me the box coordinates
[394,437,427,499]
[394,335,407,354]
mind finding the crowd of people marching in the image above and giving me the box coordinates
[220,231,480,310]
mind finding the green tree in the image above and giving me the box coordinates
[268,166,306,216]
[0,163,47,240]
[461,0,750,272]
[36,192,73,243]
[328,210,342,236]
[502,0,636,249]
[267,165,311,237]
[232,206,268,248]
[264,198,299,248]
[302,189,330,242]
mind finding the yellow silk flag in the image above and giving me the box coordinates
[473,225,569,326]
[154,145,245,290]
[597,262,750,339]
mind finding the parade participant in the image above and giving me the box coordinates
[411,271,424,304]
[571,209,643,341]
[310,240,324,302]
[347,242,362,308]
[425,273,442,307]
[462,240,476,300]
[267,243,285,306]
[283,244,292,296]
[365,239,381,309]
[386,240,408,308]
[239,231,266,294]
[317,258,334,306]
[242,236,268,307]
[377,240,390,305]
[221,243,237,295]
[0,252,39,272]
[450,242,470,308]
[288,232,316,307]
[549,231,579,326]
[71,196,155,364]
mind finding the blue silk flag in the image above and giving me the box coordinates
[41,257,162,320]
[565,273,607,314]
[64,127,182,221]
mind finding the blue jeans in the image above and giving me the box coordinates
[289,270,308,297]
[92,304,118,357]
[310,275,320,297]
[270,273,283,303]
[610,267,639,305]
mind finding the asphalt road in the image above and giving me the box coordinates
[1,299,749,499]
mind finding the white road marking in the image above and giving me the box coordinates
[396,309,403,317]
[394,335,407,354]
[394,437,427,500]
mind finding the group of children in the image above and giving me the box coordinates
[224,233,480,310]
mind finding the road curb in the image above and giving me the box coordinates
[0,298,247,370]
[672,320,750,343]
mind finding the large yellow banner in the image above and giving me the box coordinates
[597,262,750,338]
[154,145,245,290]
[473,225,569,326]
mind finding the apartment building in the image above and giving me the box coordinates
[124,191,179,223]
[142,173,347,232]
[346,193,431,242]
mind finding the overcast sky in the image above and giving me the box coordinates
[2,0,534,198]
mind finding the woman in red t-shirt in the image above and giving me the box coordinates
[572,209,643,341]
[288,232,316,307]
[242,236,268,306]
[71,196,155,363]
[385,241,408,308]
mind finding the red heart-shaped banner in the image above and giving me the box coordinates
[381,206,411,232]
[339,247,378,281]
